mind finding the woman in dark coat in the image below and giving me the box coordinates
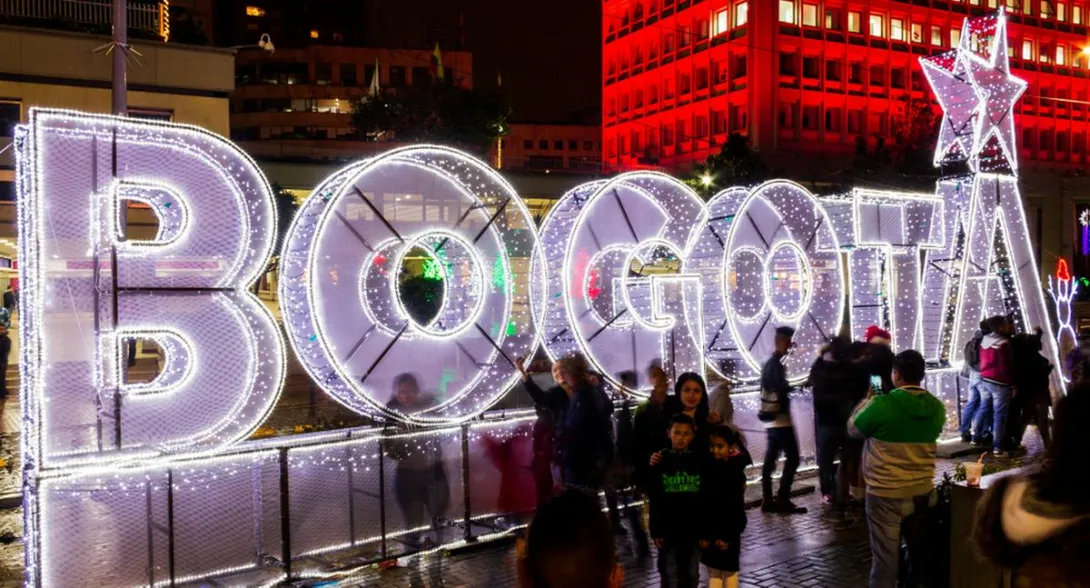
[974,383,1090,586]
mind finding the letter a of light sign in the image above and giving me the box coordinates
[17,11,1059,581]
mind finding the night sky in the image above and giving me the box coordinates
[458,0,601,124]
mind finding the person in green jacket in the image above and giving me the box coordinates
[849,349,945,588]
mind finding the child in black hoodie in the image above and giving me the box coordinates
[701,425,752,588]
[649,414,707,588]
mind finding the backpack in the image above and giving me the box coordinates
[965,333,983,372]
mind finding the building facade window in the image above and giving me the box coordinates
[1023,39,1034,60]
[825,8,841,29]
[314,62,332,84]
[802,106,819,130]
[389,66,407,87]
[714,8,728,35]
[803,56,819,79]
[803,3,818,26]
[1075,5,1083,23]
[911,23,922,43]
[932,25,943,46]
[826,60,841,81]
[869,14,884,37]
[849,11,862,33]
[1058,2,1067,20]
[735,1,748,26]
[826,108,842,132]
[340,64,357,85]
[779,0,796,24]
[891,18,905,41]
[1058,46,1067,65]
[951,28,961,48]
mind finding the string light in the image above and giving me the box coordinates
[1048,258,1077,365]
[918,8,1063,390]
[19,37,1067,580]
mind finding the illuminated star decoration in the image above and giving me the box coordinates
[919,20,980,168]
[962,9,1026,174]
[920,8,1027,174]
[1048,258,1077,377]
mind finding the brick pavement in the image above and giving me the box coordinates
[342,488,872,588]
[312,432,1046,587]
[0,424,1046,587]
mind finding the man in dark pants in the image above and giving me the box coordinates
[759,326,806,514]
[0,305,10,399]
[810,336,868,512]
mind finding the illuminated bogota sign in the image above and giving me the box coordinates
[14,9,1059,586]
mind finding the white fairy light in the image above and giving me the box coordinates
[278,145,544,425]
[919,9,1063,389]
[1048,259,1077,365]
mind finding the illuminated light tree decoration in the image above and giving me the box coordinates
[1048,258,1077,358]
[918,7,1062,389]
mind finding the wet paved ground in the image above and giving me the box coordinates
[299,434,1043,587]
[0,375,1046,588]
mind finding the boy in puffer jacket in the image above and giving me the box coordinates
[849,350,945,588]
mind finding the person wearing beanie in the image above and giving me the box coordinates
[864,325,891,346]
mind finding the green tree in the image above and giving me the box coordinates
[270,181,299,251]
[683,133,767,197]
[850,98,941,185]
[352,85,510,155]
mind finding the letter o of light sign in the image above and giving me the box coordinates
[279,146,542,425]
[710,181,845,381]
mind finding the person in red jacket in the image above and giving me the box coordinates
[977,316,1016,456]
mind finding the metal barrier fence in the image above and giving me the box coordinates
[27,371,964,586]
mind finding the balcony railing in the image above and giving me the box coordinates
[0,0,168,40]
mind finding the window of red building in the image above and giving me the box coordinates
[779,0,796,24]
[714,9,729,36]
[735,1,748,27]
[869,14,885,37]
[803,4,818,27]
[826,8,841,30]
[826,60,841,81]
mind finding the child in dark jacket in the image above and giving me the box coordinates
[701,425,752,588]
[649,414,707,588]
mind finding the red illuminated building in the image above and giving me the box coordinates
[602,0,1090,176]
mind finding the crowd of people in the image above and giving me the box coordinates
[960,316,1055,456]
[511,316,1077,588]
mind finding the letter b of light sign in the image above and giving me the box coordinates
[18,110,286,469]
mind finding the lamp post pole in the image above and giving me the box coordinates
[112,0,128,115]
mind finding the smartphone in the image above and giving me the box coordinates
[870,374,884,394]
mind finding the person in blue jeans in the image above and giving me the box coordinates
[960,320,993,445]
[977,316,1015,455]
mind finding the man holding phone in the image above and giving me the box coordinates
[849,350,946,587]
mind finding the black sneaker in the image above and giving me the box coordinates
[961,433,972,443]
[776,499,808,515]
[761,498,777,513]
